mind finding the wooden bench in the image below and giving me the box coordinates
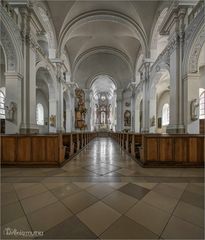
[1,134,65,166]
[1,132,97,167]
[109,132,204,167]
[139,134,204,167]
[62,133,74,159]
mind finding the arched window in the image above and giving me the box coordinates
[36,103,44,125]
[0,91,5,119]
[199,91,205,119]
[162,103,169,126]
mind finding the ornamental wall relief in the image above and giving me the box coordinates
[189,26,205,73]
[0,23,17,72]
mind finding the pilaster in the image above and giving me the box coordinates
[160,5,187,134]
[139,60,151,133]
[5,72,23,134]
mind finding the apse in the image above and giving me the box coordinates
[90,75,116,131]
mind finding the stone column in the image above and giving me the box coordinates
[5,73,23,134]
[129,83,137,132]
[84,89,91,131]
[49,98,57,133]
[183,73,201,133]
[19,6,39,133]
[56,64,65,133]
[139,61,151,133]
[149,85,157,133]
[160,7,187,133]
[116,89,123,131]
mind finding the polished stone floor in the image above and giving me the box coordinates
[1,138,204,239]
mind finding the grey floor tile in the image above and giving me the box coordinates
[15,183,47,200]
[162,215,204,239]
[100,215,158,239]
[51,183,81,199]
[186,183,204,196]
[1,190,19,206]
[27,201,73,232]
[20,191,58,214]
[1,183,14,193]
[126,201,171,235]
[61,190,98,214]
[118,183,149,200]
[102,190,138,214]
[86,184,115,199]
[173,201,204,228]
[181,190,204,209]
[1,201,25,225]
[142,190,178,213]
[1,217,32,239]
[37,216,97,239]
[77,201,121,236]
[153,183,184,199]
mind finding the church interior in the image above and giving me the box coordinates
[0,0,204,239]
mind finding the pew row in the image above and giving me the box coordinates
[1,132,97,167]
[110,132,204,167]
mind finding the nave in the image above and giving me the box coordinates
[1,138,204,239]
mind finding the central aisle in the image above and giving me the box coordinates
[62,137,140,177]
[1,138,204,239]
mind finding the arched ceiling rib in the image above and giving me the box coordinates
[44,0,162,88]
[91,75,116,97]
[74,52,132,89]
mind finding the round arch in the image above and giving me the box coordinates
[36,62,57,100]
[0,16,23,74]
[183,16,205,75]
[33,2,57,58]
[72,46,133,77]
[58,10,148,58]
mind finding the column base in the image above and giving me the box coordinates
[141,128,149,133]
[166,124,185,134]
[56,127,65,133]
[20,123,39,134]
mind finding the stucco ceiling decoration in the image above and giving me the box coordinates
[45,0,161,89]
[58,10,147,63]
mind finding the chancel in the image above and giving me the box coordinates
[0,0,204,239]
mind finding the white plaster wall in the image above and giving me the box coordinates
[157,91,170,133]
[187,66,205,133]
[36,90,49,133]
[122,89,132,130]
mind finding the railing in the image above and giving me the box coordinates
[188,0,204,23]
[1,0,18,24]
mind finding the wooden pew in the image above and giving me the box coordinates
[72,133,79,153]
[1,134,65,166]
[139,134,204,167]
[62,133,74,159]
[109,132,204,167]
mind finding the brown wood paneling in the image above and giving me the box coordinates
[174,138,187,162]
[31,137,46,162]
[159,137,173,161]
[197,138,204,163]
[1,136,16,162]
[46,137,58,162]
[17,137,31,162]
[146,137,158,161]
[188,138,198,162]
[200,119,205,134]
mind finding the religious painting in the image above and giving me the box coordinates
[124,110,131,126]
[50,115,56,127]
